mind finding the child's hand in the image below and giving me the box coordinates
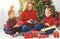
[13,24,19,28]
[45,23,50,27]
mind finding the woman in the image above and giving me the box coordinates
[14,2,42,32]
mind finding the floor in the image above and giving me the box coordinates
[0,26,60,39]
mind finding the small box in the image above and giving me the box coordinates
[37,34,49,38]
[24,32,33,38]
[53,31,59,38]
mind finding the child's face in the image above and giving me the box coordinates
[27,3,33,10]
[9,12,14,19]
[45,11,51,17]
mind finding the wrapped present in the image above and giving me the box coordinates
[31,30,38,37]
[37,34,49,38]
[24,32,33,38]
[53,31,59,38]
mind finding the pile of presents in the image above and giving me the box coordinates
[24,30,59,38]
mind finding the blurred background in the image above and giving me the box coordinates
[0,0,60,27]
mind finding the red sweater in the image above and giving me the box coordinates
[17,10,38,28]
[43,16,56,26]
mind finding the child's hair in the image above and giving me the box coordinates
[8,10,14,16]
[49,9,54,14]
[22,1,34,11]
[10,5,14,10]
[45,5,54,14]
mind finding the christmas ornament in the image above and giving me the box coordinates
[46,0,49,2]
[42,0,48,2]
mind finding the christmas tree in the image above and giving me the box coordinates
[19,0,57,23]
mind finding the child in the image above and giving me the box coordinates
[4,5,20,37]
[13,2,41,32]
[41,6,59,37]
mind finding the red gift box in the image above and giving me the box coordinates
[31,30,38,37]
[24,32,33,38]
[37,34,49,38]
[53,31,59,38]
[58,12,60,25]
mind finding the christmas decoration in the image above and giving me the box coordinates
[19,0,57,23]
[53,31,59,38]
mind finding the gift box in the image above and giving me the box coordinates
[37,34,49,38]
[31,30,38,37]
[24,32,33,38]
[53,31,59,38]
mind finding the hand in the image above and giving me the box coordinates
[13,24,19,28]
[45,23,50,27]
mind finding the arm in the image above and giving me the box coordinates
[14,12,27,28]
[43,18,50,27]
[41,25,56,32]
[19,12,27,24]
[6,20,11,27]
[34,11,39,24]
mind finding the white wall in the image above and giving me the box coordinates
[52,0,60,11]
[0,0,60,27]
[0,0,20,27]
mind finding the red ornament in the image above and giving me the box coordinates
[53,31,59,38]
[31,30,38,37]
[42,0,49,2]
[58,12,60,25]
[46,0,49,2]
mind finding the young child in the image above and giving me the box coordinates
[41,6,59,37]
[4,5,20,37]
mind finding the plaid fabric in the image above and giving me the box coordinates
[5,17,17,34]
[7,17,17,28]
